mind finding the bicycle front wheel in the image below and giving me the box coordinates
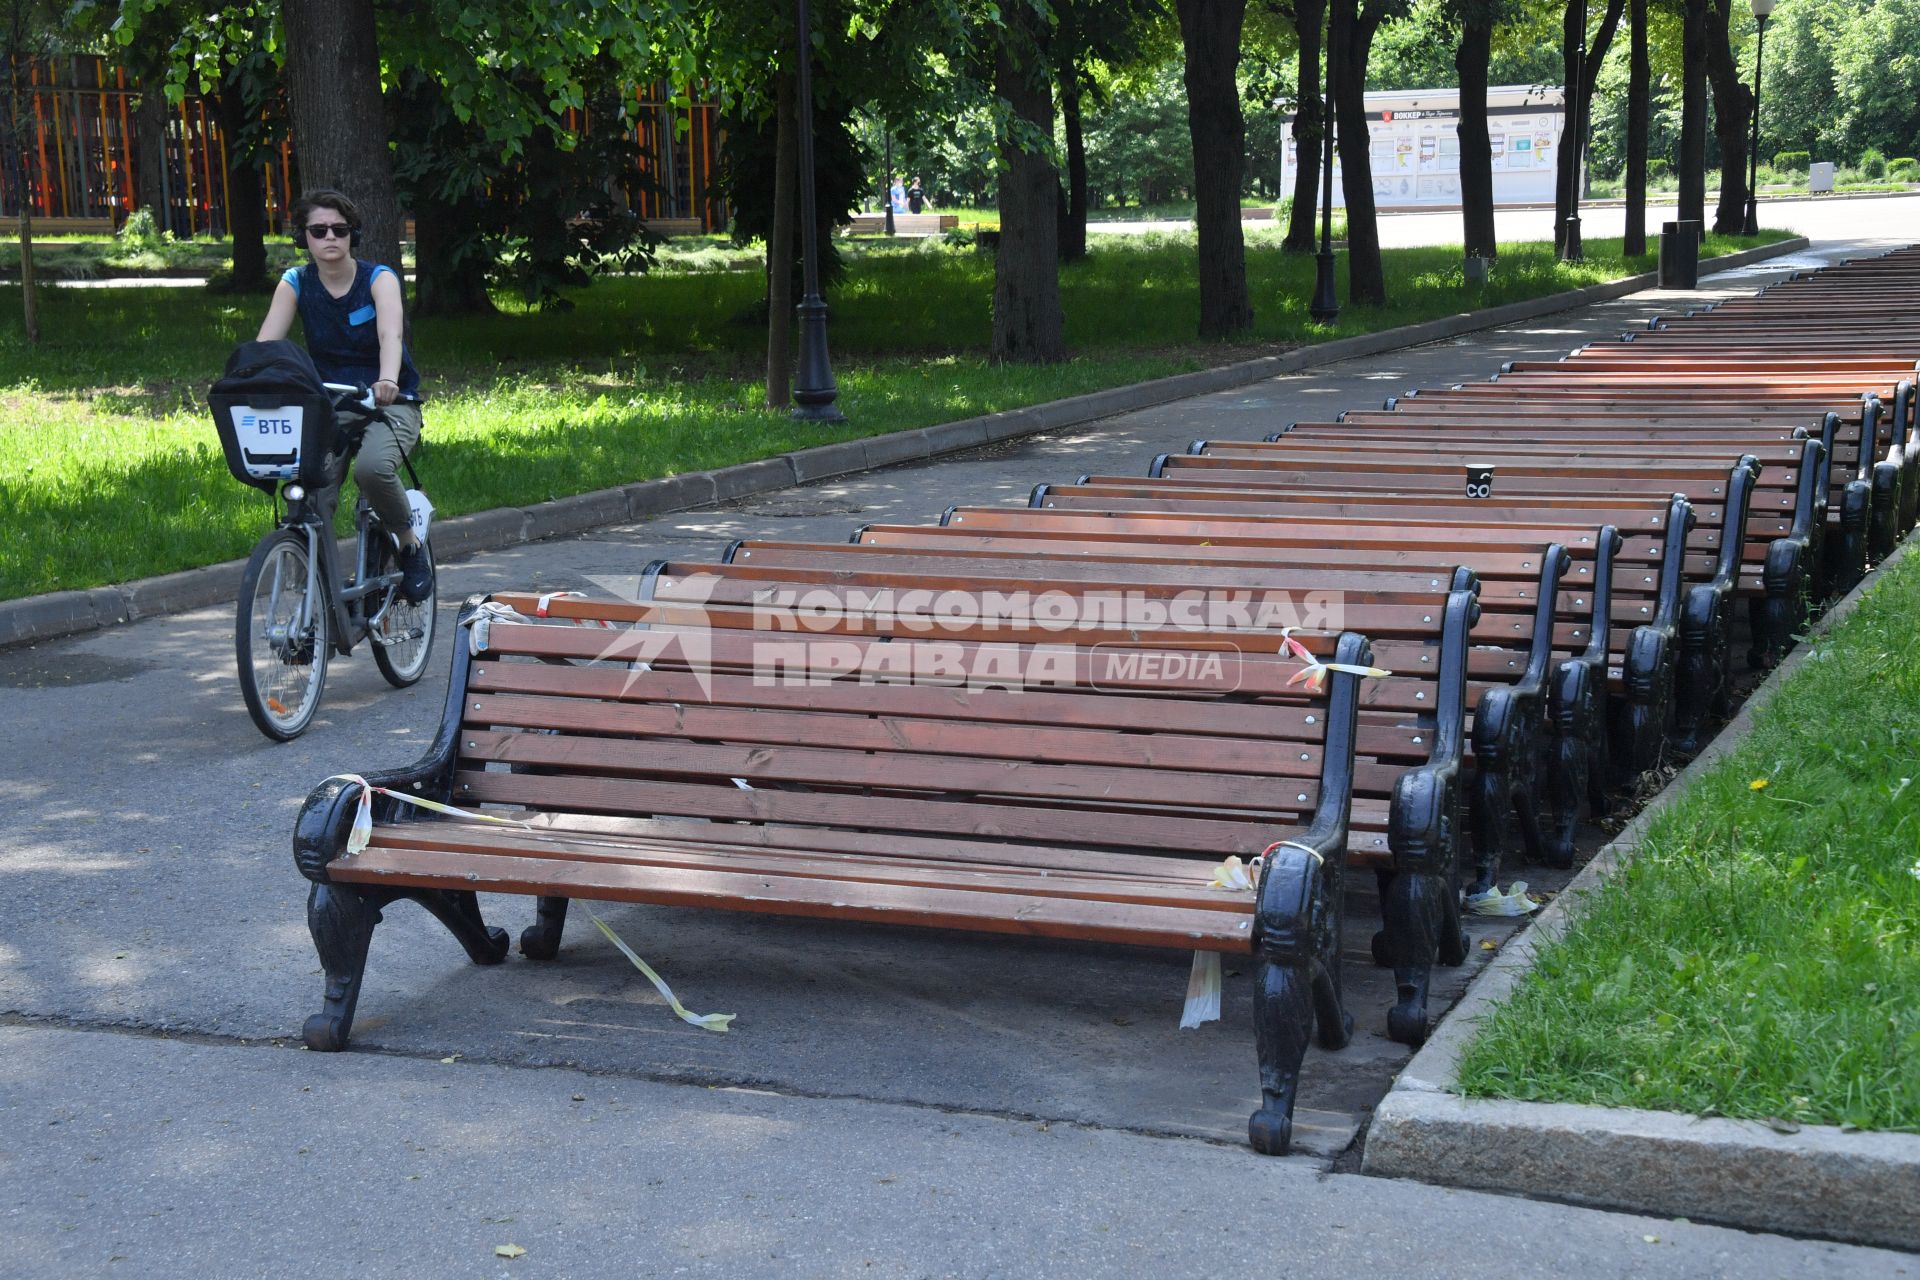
[237,528,330,741]
[370,535,437,688]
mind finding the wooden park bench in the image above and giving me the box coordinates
[844,213,959,235]
[293,592,1380,1155]
[3,215,115,235]
[1376,385,1894,592]
[1028,459,1728,758]
[1177,430,1820,665]
[635,555,1482,1046]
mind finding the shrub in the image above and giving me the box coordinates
[1859,148,1887,178]
[1647,158,1671,183]
[1889,157,1919,182]
[1773,150,1810,174]
[116,208,164,251]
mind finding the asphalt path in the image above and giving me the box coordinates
[4,237,1914,1276]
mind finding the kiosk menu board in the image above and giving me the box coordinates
[1281,85,1568,209]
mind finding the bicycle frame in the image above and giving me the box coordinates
[280,494,402,659]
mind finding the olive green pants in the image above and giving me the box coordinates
[349,401,423,538]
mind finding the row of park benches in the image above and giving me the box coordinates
[289,244,1920,1155]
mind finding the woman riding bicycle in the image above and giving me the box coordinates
[257,188,433,603]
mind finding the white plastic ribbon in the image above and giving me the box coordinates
[535,590,584,617]
[1180,951,1223,1028]
[1208,855,1262,891]
[323,774,735,1032]
[1465,881,1540,916]
[583,908,734,1032]
[1279,627,1393,693]
[463,600,535,655]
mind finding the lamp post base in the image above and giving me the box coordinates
[1308,249,1340,325]
[792,294,845,424]
[1559,214,1583,262]
[1741,198,1759,237]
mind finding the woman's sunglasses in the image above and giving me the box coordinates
[305,223,353,239]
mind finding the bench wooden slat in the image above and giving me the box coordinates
[455,726,1325,806]
[364,826,1253,910]
[332,846,1263,952]
[451,769,1312,856]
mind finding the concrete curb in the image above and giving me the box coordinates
[1363,536,1920,1252]
[0,235,1809,652]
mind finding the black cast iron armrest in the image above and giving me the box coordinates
[293,595,487,883]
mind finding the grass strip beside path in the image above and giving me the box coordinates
[0,231,1788,601]
[1458,549,1920,1132]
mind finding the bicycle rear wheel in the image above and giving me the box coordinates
[369,535,437,688]
[237,528,329,741]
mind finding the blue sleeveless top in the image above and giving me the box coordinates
[280,262,423,399]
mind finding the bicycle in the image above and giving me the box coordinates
[215,379,438,741]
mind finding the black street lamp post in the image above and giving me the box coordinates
[1742,0,1776,237]
[792,0,844,423]
[1560,0,1586,261]
[883,129,895,237]
[1308,18,1339,325]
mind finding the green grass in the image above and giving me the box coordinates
[1457,550,1920,1132]
[0,228,1789,600]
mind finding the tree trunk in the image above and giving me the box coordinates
[1704,0,1752,233]
[1624,0,1648,255]
[412,207,496,315]
[1555,0,1624,254]
[1456,9,1496,261]
[766,70,798,407]
[1283,0,1326,254]
[4,64,36,343]
[214,77,269,291]
[1581,1,1626,190]
[1331,0,1387,306]
[991,25,1065,363]
[1678,0,1708,236]
[1060,75,1088,264]
[1555,0,1584,249]
[281,0,403,277]
[1177,0,1253,337]
[134,83,168,231]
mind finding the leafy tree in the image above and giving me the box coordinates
[1623,0,1648,254]
[1556,0,1625,257]
[1829,0,1920,160]
[1177,0,1254,336]
[1328,0,1410,306]
[992,0,1066,361]
[1449,0,1517,262]
[380,0,685,313]
[1703,0,1751,232]
[1052,0,1163,262]
[1,0,59,343]
[1263,0,1327,252]
[1674,0,1707,235]
[280,0,404,278]
[99,0,285,291]
[1082,64,1193,207]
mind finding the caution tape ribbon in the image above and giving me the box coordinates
[325,774,734,1033]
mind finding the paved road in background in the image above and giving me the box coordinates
[5,240,1916,1277]
[1087,189,1920,248]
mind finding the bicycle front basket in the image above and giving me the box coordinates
[209,340,338,493]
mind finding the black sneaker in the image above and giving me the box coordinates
[397,541,434,604]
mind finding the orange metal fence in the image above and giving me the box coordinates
[3,57,728,236]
